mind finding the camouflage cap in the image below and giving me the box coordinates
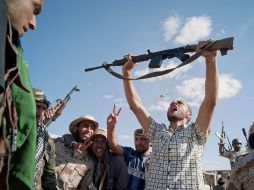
[33,88,50,108]
[89,128,107,141]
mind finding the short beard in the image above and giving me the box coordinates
[167,113,185,122]
[234,146,241,152]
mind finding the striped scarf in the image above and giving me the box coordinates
[33,123,48,189]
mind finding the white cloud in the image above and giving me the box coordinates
[148,100,169,112]
[118,134,133,141]
[134,60,193,83]
[114,98,124,102]
[219,74,242,99]
[176,74,242,107]
[104,94,114,99]
[175,16,212,44]
[163,15,182,41]
[114,98,128,108]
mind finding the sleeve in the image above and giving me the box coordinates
[44,137,56,173]
[42,137,57,190]
[62,133,76,148]
[220,149,231,158]
[145,118,165,143]
[189,122,208,145]
[110,155,128,190]
[122,146,134,160]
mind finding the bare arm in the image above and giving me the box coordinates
[122,55,152,132]
[107,105,123,155]
[196,41,219,135]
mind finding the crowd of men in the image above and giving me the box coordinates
[1,0,254,190]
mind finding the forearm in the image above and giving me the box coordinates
[204,55,219,104]
[107,126,123,155]
[196,54,219,134]
[122,69,151,131]
[122,70,143,111]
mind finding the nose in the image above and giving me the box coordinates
[171,101,177,106]
[29,15,37,30]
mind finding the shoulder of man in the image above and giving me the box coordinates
[234,151,254,169]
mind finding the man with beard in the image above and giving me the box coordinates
[227,132,254,190]
[121,41,219,190]
[107,105,151,190]
[219,138,245,168]
[33,88,57,190]
[54,115,98,189]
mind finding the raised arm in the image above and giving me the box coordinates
[122,55,152,131]
[219,142,225,156]
[107,105,123,155]
[196,41,219,135]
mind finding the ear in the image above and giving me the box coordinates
[185,112,192,121]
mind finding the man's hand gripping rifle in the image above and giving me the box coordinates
[85,37,234,80]
[43,85,80,127]
[216,121,233,151]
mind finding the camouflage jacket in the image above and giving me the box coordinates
[227,150,254,190]
[54,137,93,190]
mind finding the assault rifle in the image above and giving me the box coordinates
[43,85,80,127]
[216,121,233,151]
[85,37,234,80]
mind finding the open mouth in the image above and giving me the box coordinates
[170,106,178,112]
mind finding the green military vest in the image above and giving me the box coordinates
[9,47,37,190]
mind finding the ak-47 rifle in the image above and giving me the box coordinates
[43,85,80,127]
[216,121,232,151]
[85,37,234,80]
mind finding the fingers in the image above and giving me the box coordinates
[112,104,122,116]
[116,107,122,115]
[124,54,132,62]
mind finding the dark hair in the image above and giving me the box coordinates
[248,132,254,149]
[217,177,225,185]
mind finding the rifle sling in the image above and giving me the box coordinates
[102,41,215,80]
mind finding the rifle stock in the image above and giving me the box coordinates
[85,37,234,72]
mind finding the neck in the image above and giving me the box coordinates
[144,149,151,157]
[170,120,186,131]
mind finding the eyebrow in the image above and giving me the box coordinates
[33,2,42,15]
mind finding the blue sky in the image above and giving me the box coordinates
[21,0,254,170]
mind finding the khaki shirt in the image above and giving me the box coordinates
[54,138,93,190]
[221,150,246,168]
[227,150,254,190]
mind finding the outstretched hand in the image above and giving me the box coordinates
[107,104,122,130]
[73,140,93,154]
[122,54,137,73]
[196,40,217,59]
